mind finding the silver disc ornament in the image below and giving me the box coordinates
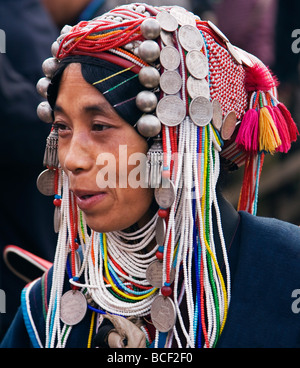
[36,169,56,196]
[221,111,237,140]
[189,96,213,127]
[155,216,166,245]
[178,24,204,52]
[146,260,175,288]
[60,290,87,326]
[154,179,175,208]
[212,99,223,131]
[159,46,181,71]
[186,50,208,80]
[169,6,196,27]
[151,295,176,332]
[187,76,210,99]
[156,95,186,127]
[159,70,182,95]
[156,10,178,32]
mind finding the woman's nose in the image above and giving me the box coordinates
[63,132,93,174]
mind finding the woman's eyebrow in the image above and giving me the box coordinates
[53,103,113,115]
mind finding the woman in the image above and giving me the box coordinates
[2,3,300,348]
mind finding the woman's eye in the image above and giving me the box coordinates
[54,123,70,135]
[92,123,110,132]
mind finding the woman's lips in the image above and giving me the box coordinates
[73,190,107,211]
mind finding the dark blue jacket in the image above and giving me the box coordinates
[2,211,300,348]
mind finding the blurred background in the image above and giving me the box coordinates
[0,0,299,341]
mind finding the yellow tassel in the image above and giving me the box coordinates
[258,107,281,153]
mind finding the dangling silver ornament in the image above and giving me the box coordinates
[138,66,160,89]
[136,91,158,113]
[43,128,59,168]
[145,137,163,188]
[136,114,161,137]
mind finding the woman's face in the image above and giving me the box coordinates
[54,63,154,232]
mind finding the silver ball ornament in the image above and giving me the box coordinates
[42,57,59,78]
[138,67,160,89]
[136,91,158,113]
[137,114,161,137]
[37,101,53,123]
[36,77,51,98]
[51,41,59,57]
[138,40,160,63]
[140,18,161,40]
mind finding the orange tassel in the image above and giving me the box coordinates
[258,107,281,153]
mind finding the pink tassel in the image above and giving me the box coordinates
[236,109,259,152]
[271,106,291,153]
[277,102,299,142]
[244,63,278,93]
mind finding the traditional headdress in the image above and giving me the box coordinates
[35,3,298,348]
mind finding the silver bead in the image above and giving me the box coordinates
[51,41,59,57]
[138,40,160,63]
[136,5,146,13]
[136,91,158,113]
[137,114,161,137]
[60,24,72,35]
[36,77,51,98]
[139,66,160,88]
[37,101,53,123]
[141,18,161,40]
[42,57,59,78]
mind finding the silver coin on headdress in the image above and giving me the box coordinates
[156,10,178,32]
[221,111,237,140]
[189,96,213,127]
[159,46,181,71]
[159,70,182,95]
[212,100,223,131]
[156,95,186,127]
[186,50,208,80]
[187,76,210,100]
[169,6,196,27]
[178,24,204,52]
[160,29,174,46]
